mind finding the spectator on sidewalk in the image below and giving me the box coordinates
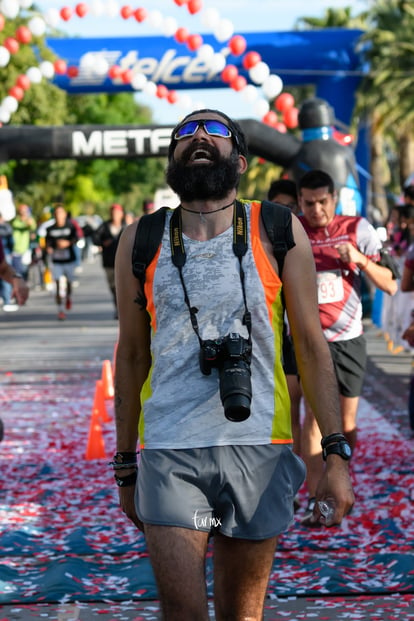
[400,237,414,429]
[0,237,29,307]
[381,204,413,354]
[0,236,29,441]
[11,204,37,281]
[0,211,17,311]
[93,203,126,319]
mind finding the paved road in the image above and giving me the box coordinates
[0,260,118,372]
[1,258,413,620]
[1,257,411,436]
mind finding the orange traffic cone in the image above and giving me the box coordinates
[85,391,107,460]
[101,359,114,400]
[95,379,111,422]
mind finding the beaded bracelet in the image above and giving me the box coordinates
[111,462,138,470]
[109,451,139,470]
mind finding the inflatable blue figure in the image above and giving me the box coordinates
[290,98,362,216]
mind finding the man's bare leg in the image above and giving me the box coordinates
[213,532,278,621]
[144,524,210,621]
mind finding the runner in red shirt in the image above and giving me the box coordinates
[298,169,397,525]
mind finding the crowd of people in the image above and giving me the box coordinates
[1,108,413,619]
[0,202,145,321]
[381,184,414,355]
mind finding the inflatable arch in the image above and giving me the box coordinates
[0,29,368,214]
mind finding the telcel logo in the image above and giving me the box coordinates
[72,48,222,86]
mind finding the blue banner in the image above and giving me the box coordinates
[46,29,364,125]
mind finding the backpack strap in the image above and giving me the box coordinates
[132,207,168,294]
[131,201,295,300]
[260,200,295,276]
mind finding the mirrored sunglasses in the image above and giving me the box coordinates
[174,120,233,141]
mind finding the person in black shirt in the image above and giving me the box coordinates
[45,204,79,321]
[93,204,126,319]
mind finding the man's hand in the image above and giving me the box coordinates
[334,242,363,267]
[12,277,29,306]
[118,486,144,531]
[313,458,355,527]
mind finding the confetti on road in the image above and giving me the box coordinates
[0,367,413,620]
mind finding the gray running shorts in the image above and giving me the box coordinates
[135,444,305,539]
[51,261,76,282]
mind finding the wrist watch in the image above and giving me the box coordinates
[322,439,352,461]
[11,272,23,279]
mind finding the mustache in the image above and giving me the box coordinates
[180,141,219,164]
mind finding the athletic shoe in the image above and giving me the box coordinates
[65,297,72,311]
[58,311,66,321]
[301,497,320,527]
[3,304,19,312]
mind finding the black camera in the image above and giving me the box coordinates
[199,333,252,422]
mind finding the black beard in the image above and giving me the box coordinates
[166,146,241,202]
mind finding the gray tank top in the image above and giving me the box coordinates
[139,204,290,449]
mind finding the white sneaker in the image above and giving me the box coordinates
[3,304,19,312]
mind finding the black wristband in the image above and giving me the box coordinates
[114,471,137,487]
[111,451,138,464]
[321,433,347,449]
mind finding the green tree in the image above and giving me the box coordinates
[0,14,73,215]
[295,5,397,220]
[247,6,367,204]
[65,93,166,217]
[356,0,414,212]
[299,2,414,218]
[0,17,167,219]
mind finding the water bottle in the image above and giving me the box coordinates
[317,499,336,524]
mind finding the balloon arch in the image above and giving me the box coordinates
[0,1,366,214]
[0,0,364,128]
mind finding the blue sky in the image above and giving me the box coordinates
[38,0,368,123]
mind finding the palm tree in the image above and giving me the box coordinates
[296,2,414,220]
[295,6,367,30]
[356,0,414,209]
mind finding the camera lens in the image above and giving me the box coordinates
[219,361,252,422]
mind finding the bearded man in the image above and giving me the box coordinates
[112,109,354,621]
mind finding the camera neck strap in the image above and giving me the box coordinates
[169,200,252,345]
